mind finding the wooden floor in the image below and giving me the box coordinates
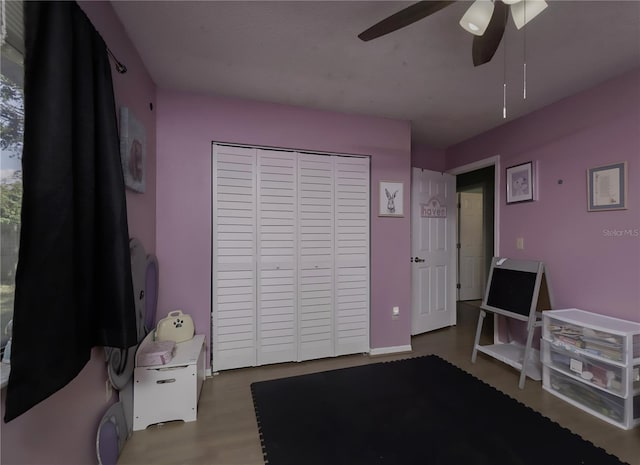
[118,302,640,465]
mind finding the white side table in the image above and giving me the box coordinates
[133,334,206,431]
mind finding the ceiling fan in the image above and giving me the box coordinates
[358,0,548,66]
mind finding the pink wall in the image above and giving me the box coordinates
[1,3,157,464]
[446,69,640,322]
[84,2,158,253]
[412,142,446,172]
[155,90,412,360]
[1,350,111,465]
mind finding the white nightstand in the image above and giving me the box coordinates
[133,334,206,431]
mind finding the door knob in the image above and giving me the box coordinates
[414,257,425,263]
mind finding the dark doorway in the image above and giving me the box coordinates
[456,166,494,301]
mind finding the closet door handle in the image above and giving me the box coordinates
[414,257,425,263]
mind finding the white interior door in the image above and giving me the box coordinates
[334,156,370,356]
[212,145,257,371]
[458,191,485,301]
[411,168,456,335]
[297,153,334,361]
[256,149,297,365]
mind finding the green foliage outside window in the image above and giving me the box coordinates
[1,179,22,224]
[1,40,24,350]
[1,74,24,152]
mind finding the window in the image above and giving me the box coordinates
[1,0,24,355]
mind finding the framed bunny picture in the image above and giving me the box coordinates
[379,181,404,217]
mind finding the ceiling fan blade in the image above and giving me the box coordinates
[358,1,455,42]
[472,0,509,66]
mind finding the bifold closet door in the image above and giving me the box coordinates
[334,156,370,355]
[211,145,257,371]
[213,145,370,371]
[256,150,297,365]
[297,154,335,361]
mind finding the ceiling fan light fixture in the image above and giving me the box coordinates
[511,0,548,30]
[459,0,495,36]
[502,0,523,5]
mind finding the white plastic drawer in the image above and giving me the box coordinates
[547,368,626,424]
[543,340,626,396]
[546,317,625,362]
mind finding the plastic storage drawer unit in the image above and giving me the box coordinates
[542,309,640,430]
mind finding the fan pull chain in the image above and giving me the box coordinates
[503,83,507,119]
[523,0,527,99]
[503,25,507,119]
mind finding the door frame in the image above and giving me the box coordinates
[448,155,501,340]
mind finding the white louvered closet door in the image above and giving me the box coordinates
[212,145,257,371]
[256,150,297,365]
[297,154,335,361]
[334,156,370,355]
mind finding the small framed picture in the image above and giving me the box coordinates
[379,181,403,217]
[587,161,627,211]
[119,107,146,193]
[506,161,534,204]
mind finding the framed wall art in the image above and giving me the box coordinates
[379,181,403,217]
[119,107,146,193]
[506,161,534,204]
[587,161,627,211]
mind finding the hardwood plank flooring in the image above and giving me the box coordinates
[118,302,640,465]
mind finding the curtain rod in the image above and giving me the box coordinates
[107,47,127,74]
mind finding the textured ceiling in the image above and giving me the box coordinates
[112,1,640,148]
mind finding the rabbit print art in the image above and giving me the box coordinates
[386,188,398,213]
[512,176,529,196]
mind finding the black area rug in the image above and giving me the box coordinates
[251,355,627,465]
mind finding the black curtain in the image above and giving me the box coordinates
[4,1,137,421]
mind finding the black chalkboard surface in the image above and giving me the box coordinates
[486,268,537,318]
[481,257,547,322]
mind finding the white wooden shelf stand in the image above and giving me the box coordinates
[471,257,552,389]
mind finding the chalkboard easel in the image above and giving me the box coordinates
[471,257,552,389]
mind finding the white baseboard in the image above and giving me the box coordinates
[206,367,212,377]
[369,345,412,356]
